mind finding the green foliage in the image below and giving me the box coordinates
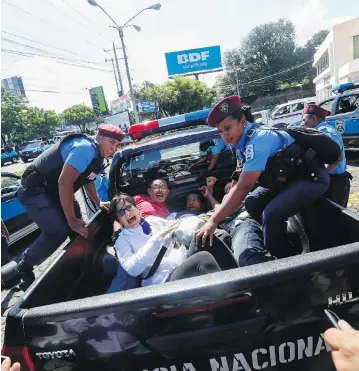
[61,104,96,131]
[134,77,215,117]
[216,19,329,98]
[1,88,58,141]
[1,88,28,140]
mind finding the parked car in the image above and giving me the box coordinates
[20,140,52,163]
[1,148,19,166]
[318,82,359,149]
[2,111,359,371]
[253,97,316,128]
[1,172,38,245]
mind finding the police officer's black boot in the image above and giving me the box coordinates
[16,260,35,289]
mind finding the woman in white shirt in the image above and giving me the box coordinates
[107,193,221,291]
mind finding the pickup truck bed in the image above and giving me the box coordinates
[3,199,359,371]
[3,197,359,371]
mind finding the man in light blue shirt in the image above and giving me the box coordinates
[16,124,125,285]
[301,104,351,207]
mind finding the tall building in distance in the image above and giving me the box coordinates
[1,76,26,97]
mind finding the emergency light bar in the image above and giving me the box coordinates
[332,82,359,94]
[128,108,211,140]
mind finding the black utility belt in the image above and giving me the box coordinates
[330,171,352,179]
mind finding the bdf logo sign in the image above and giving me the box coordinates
[165,46,222,77]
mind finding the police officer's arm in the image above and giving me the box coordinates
[212,171,260,222]
[58,163,88,238]
[84,182,101,206]
[84,182,110,212]
[208,154,220,171]
[327,154,343,173]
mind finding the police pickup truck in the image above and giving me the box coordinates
[318,82,359,150]
[2,111,359,371]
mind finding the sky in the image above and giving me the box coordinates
[1,0,358,113]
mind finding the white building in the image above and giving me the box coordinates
[313,18,359,102]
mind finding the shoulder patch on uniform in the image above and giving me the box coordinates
[245,144,254,160]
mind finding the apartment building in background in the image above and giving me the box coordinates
[313,18,359,102]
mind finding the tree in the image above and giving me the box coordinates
[216,19,298,97]
[215,18,329,98]
[1,88,28,141]
[136,77,215,117]
[21,107,59,140]
[61,104,97,131]
[1,88,59,141]
[295,29,329,81]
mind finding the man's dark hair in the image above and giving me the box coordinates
[200,140,215,152]
[186,191,206,205]
[148,178,169,188]
[110,193,136,221]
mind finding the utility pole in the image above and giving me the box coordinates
[112,42,124,96]
[104,45,124,97]
[106,57,120,96]
[118,27,139,124]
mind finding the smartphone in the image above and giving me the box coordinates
[324,309,341,329]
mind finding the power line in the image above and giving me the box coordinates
[2,86,87,95]
[1,41,107,65]
[41,0,106,40]
[2,49,113,72]
[2,0,104,50]
[238,61,313,86]
[2,30,100,61]
[60,0,116,41]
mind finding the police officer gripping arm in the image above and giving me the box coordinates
[195,96,330,259]
[301,104,351,207]
[16,124,125,284]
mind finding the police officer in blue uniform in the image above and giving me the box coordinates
[190,138,231,171]
[16,124,125,283]
[301,104,351,207]
[195,96,330,259]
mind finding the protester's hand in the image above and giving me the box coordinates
[1,357,20,371]
[199,186,210,199]
[68,217,88,238]
[206,176,217,188]
[99,201,110,213]
[324,320,359,371]
[194,218,218,247]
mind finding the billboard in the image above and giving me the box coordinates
[104,111,130,132]
[111,94,132,114]
[1,76,26,97]
[165,45,222,77]
[136,100,159,113]
[89,86,108,116]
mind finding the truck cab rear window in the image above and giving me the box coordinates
[116,140,236,193]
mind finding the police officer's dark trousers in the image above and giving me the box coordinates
[245,168,329,258]
[18,186,81,268]
[324,172,351,207]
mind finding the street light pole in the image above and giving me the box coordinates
[87,1,161,124]
[118,27,139,123]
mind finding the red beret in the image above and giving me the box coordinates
[303,104,330,118]
[98,124,125,142]
[208,96,243,127]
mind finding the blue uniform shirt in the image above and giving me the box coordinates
[315,121,346,174]
[234,122,295,172]
[61,137,100,173]
[208,138,231,155]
